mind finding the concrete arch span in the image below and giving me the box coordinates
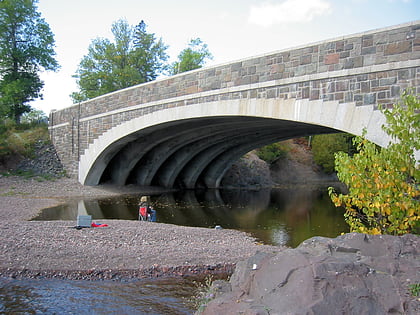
[79,98,389,188]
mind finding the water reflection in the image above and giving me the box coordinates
[33,186,348,248]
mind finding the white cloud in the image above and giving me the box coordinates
[249,0,332,27]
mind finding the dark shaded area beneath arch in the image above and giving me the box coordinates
[98,116,337,189]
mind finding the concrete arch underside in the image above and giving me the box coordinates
[79,98,389,188]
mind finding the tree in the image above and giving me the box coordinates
[133,20,169,82]
[329,91,420,235]
[311,133,355,173]
[20,108,47,125]
[72,19,168,102]
[171,38,212,75]
[0,0,58,123]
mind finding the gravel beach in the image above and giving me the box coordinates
[0,176,282,280]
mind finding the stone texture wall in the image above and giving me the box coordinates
[50,21,420,179]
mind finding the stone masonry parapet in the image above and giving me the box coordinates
[49,22,420,179]
[51,21,420,125]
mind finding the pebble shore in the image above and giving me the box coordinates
[0,176,282,280]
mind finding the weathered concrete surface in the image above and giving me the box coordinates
[202,233,419,315]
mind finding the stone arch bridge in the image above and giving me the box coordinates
[50,21,420,189]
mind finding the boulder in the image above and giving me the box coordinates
[201,233,419,315]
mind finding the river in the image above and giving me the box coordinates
[2,185,348,314]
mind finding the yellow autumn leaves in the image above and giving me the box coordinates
[329,91,420,235]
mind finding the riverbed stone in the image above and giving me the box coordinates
[201,233,419,315]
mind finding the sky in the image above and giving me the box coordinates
[32,0,420,114]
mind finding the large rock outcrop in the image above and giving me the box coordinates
[202,233,419,315]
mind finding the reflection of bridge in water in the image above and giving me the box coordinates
[32,187,347,247]
[49,22,420,189]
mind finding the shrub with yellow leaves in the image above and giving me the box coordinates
[329,91,419,235]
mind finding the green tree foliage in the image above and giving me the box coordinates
[329,91,420,235]
[256,142,289,164]
[0,0,58,123]
[311,133,355,173]
[20,108,47,125]
[171,38,212,75]
[72,19,168,102]
[133,20,169,81]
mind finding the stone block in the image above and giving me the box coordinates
[354,94,363,103]
[334,92,344,101]
[324,81,334,93]
[324,53,339,65]
[230,62,242,71]
[378,90,390,100]
[340,51,350,59]
[335,81,349,92]
[398,69,411,80]
[361,46,376,55]
[344,91,353,103]
[391,85,401,97]
[414,38,420,51]
[266,88,277,99]
[379,77,397,86]
[360,81,370,93]
[370,79,379,88]
[335,40,345,52]
[282,52,290,62]
[363,93,376,105]
[346,56,364,69]
[270,64,285,74]
[389,30,407,42]
[301,87,310,99]
[344,43,354,51]
[300,54,312,65]
[362,34,373,46]
[384,41,412,55]
[310,89,320,100]
[363,54,376,66]
[247,66,256,75]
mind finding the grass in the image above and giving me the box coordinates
[10,169,57,181]
[0,120,49,160]
[1,119,65,180]
[409,283,420,297]
[6,170,61,182]
[188,276,216,314]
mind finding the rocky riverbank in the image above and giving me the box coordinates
[0,136,333,281]
[0,175,283,280]
[202,233,420,314]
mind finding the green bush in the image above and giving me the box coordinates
[256,142,289,164]
[312,133,355,173]
[0,122,49,159]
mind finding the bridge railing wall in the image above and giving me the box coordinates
[49,21,420,179]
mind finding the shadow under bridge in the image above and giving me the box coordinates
[98,116,336,189]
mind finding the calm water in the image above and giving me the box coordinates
[33,186,348,247]
[3,186,348,314]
